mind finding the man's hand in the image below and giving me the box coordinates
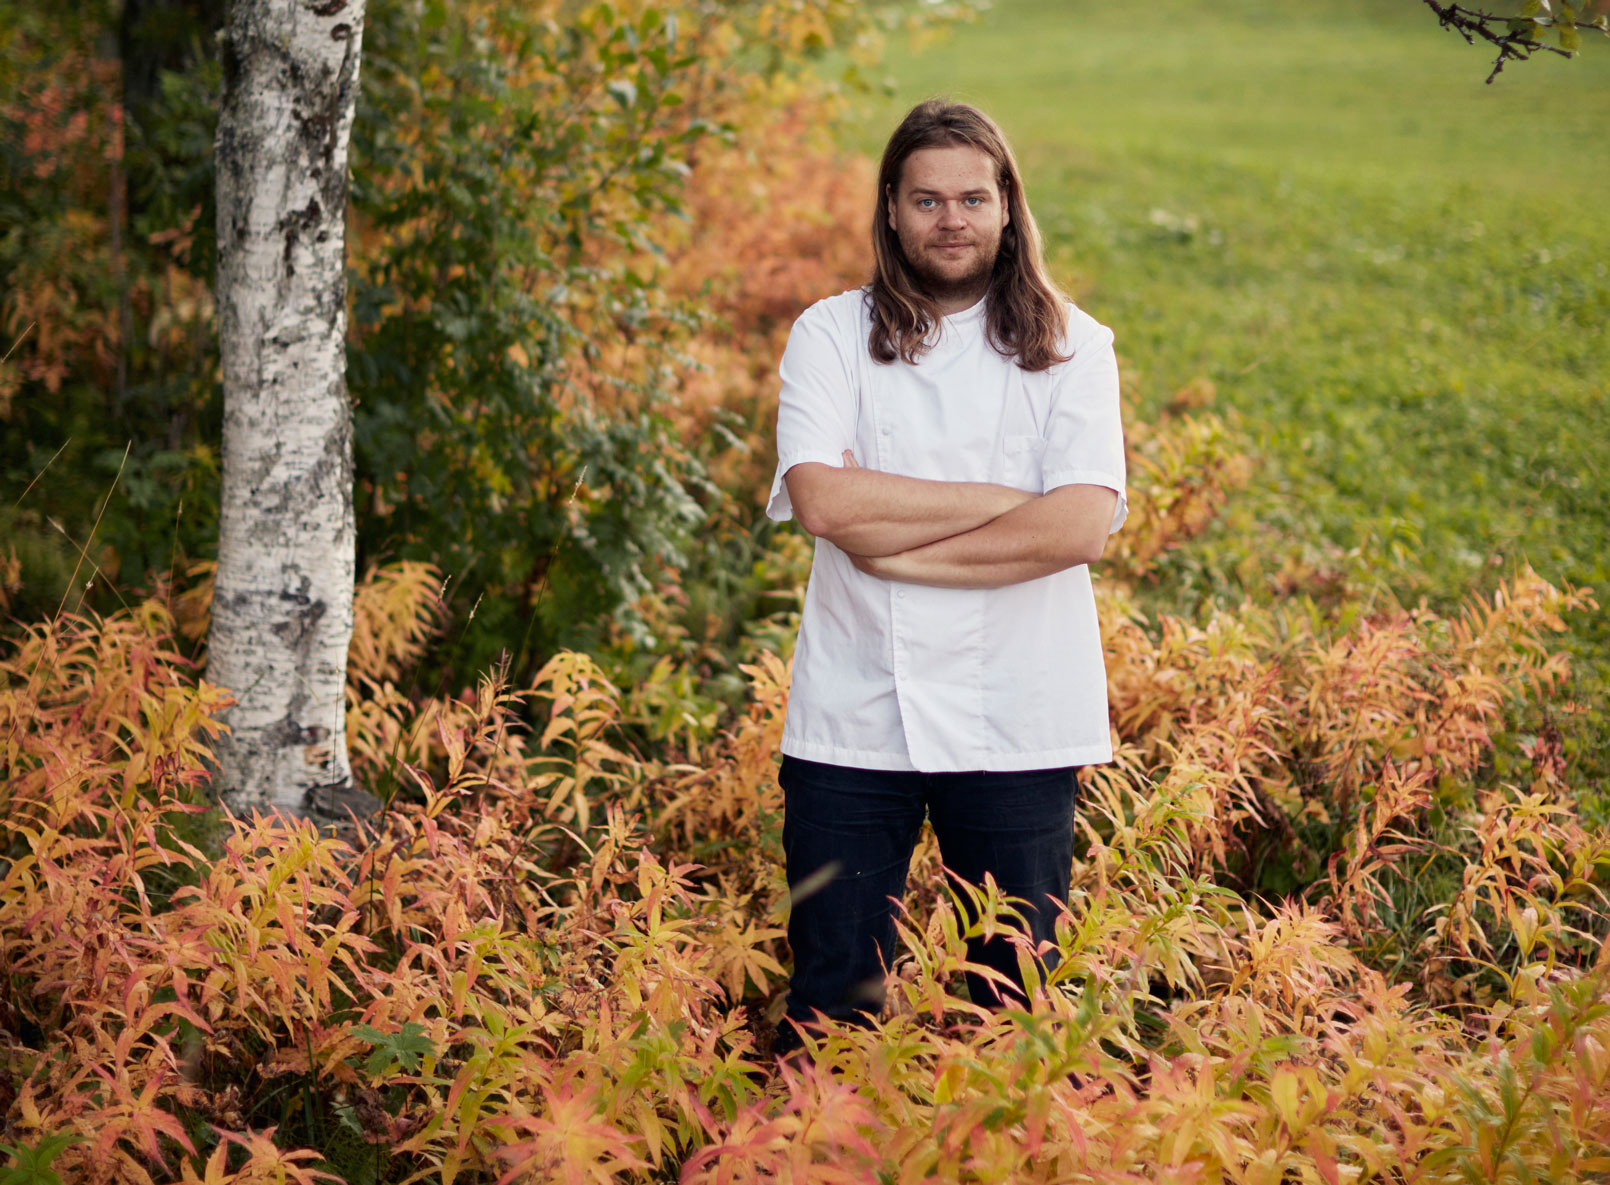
[847,483,1118,589]
[784,452,1034,557]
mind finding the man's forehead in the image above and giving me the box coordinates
[896,144,1000,192]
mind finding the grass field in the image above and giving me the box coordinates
[845,0,1609,790]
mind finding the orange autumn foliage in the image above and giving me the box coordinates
[4,545,1608,1182]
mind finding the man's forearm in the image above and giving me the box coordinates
[785,457,1034,557]
[850,484,1119,588]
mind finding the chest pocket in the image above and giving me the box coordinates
[1001,434,1047,492]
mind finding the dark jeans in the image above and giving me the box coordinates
[778,755,1079,1046]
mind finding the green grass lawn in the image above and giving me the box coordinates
[840,0,1609,790]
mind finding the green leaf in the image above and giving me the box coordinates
[352,1021,437,1076]
[0,1134,82,1185]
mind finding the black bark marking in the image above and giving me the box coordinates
[215,588,258,616]
[274,716,327,746]
[301,779,379,827]
[330,22,352,40]
[271,596,327,647]
[220,27,241,94]
[309,0,348,14]
[278,196,324,276]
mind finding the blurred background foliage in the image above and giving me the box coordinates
[0,0,961,678]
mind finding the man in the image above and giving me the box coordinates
[765,100,1126,1055]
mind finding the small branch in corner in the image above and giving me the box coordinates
[1420,0,1605,83]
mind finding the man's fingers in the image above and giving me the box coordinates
[841,450,859,469]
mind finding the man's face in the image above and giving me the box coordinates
[886,143,1009,313]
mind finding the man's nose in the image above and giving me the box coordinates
[939,202,968,228]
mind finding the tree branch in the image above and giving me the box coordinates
[1421,0,1606,83]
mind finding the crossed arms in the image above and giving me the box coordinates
[784,452,1118,589]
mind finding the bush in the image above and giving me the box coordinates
[3,538,1607,1181]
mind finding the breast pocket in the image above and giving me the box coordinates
[1001,434,1047,492]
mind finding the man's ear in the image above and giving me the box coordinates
[886,183,896,231]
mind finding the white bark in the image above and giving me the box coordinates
[208,0,364,816]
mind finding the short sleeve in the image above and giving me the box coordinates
[1041,317,1128,534]
[765,303,860,522]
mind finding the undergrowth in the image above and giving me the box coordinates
[2,438,1607,1181]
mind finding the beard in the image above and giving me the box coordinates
[898,226,1002,307]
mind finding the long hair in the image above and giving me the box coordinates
[867,99,1070,372]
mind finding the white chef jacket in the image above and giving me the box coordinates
[766,289,1127,772]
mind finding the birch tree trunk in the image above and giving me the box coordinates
[208,0,364,815]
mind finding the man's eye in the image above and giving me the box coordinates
[918,199,936,209]
[965,197,983,207]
